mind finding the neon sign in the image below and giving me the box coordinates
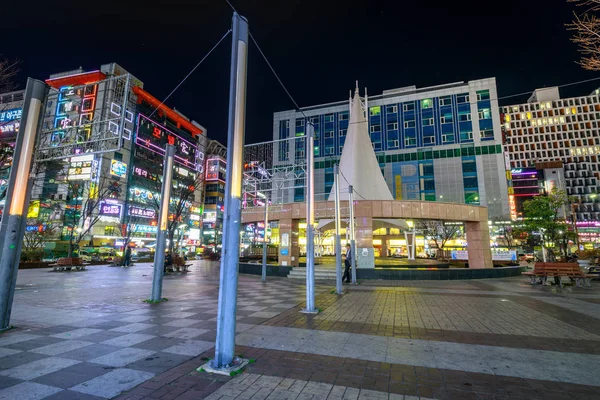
[129,206,155,219]
[136,114,203,170]
[110,160,127,177]
[0,108,22,122]
[100,200,123,217]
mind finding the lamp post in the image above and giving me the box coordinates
[303,124,317,312]
[333,163,342,294]
[348,185,357,284]
[258,191,268,282]
[0,78,48,331]
[209,12,249,374]
[150,144,175,302]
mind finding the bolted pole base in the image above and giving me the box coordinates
[198,356,249,376]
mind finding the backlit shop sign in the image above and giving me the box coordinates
[0,121,19,134]
[0,108,22,123]
[129,206,155,219]
[136,114,204,170]
[132,225,158,233]
[133,166,157,181]
[99,200,123,217]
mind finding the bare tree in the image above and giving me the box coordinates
[492,217,516,249]
[136,158,203,256]
[22,222,58,261]
[0,57,19,93]
[567,0,600,70]
[417,220,462,258]
[63,176,120,258]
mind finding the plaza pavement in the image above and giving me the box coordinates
[0,261,598,399]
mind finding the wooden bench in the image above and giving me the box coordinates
[49,257,87,272]
[165,257,192,273]
[522,263,598,287]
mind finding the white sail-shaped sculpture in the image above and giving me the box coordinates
[328,86,394,201]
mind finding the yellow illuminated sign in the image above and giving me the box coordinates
[27,200,40,218]
[395,175,402,200]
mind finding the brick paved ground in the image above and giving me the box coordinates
[0,261,599,399]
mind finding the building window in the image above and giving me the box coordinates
[338,112,348,121]
[460,131,474,141]
[325,130,334,138]
[386,105,398,113]
[296,119,304,127]
[325,146,334,155]
[423,118,434,126]
[324,114,334,122]
[403,102,415,112]
[441,115,453,124]
[478,109,492,119]
[339,129,347,136]
[459,113,471,122]
[404,120,416,128]
[476,90,490,101]
[439,96,452,106]
[105,226,115,235]
[387,122,398,130]
[421,98,433,109]
[457,94,470,103]
[423,136,435,145]
[370,106,381,116]
[442,133,454,143]
[405,137,417,146]
[388,140,399,148]
[370,124,381,133]
[373,142,382,151]
[480,129,494,139]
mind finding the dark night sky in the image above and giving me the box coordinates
[3,0,599,144]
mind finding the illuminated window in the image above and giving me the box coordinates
[505,114,511,122]
[527,112,532,119]
[546,102,552,108]
[369,106,381,116]
[478,109,491,119]
[421,99,433,109]
[512,106,519,112]
[540,102,546,110]
[572,107,577,114]
[457,94,470,103]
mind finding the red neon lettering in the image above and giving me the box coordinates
[153,127,161,138]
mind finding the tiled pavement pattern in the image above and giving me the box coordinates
[0,262,598,399]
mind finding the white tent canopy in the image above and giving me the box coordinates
[328,84,394,202]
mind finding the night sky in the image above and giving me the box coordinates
[3,0,598,144]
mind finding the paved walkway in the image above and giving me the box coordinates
[0,261,599,399]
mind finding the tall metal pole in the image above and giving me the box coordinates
[150,144,175,302]
[348,185,357,284]
[303,124,317,312]
[213,12,249,370]
[0,78,47,331]
[261,196,268,282]
[334,163,342,294]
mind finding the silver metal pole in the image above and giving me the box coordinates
[303,124,316,312]
[213,12,249,370]
[334,163,342,294]
[261,198,268,282]
[150,144,175,301]
[0,78,47,331]
[349,185,357,284]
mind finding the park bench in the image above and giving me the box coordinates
[522,263,598,287]
[49,257,87,272]
[166,256,192,273]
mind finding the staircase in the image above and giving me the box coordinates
[287,266,339,280]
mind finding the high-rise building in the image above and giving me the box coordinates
[202,139,227,251]
[273,78,509,218]
[27,63,207,257]
[501,87,600,222]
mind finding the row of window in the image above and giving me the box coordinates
[504,95,600,113]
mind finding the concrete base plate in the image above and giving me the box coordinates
[198,357,249,376]
[299,308,319,314]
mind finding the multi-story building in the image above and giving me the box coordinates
[272,78,509,218]
[501,87,600,222]
[202,140,227,251]
[28,63,207,257]
[0,89,24,218]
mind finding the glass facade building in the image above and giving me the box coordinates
[273,78,509,218]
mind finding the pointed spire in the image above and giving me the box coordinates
[355,80,359,96]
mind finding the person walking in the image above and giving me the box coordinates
[343,243,352,283]
[124,247,132,267]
